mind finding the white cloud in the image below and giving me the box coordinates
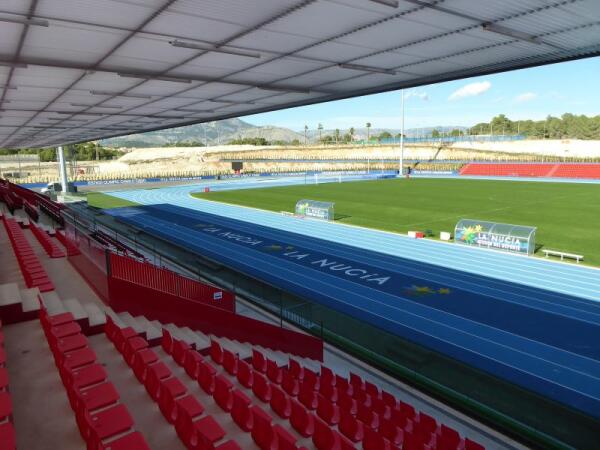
[448,81,491,101]
[514,92,537,103]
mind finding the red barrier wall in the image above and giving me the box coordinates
[109,253,235,313]
[107,277,323,361]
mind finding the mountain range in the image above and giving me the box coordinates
[101,118,467,148]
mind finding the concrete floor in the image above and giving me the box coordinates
[3,320,85,450]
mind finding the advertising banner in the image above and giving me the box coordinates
[454,219,535,255]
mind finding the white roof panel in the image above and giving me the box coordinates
[0,0,597,148]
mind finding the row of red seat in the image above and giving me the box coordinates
[0,320,17,450]
[40,307,149,450]
[105,315,240,450]
[208,337,485,450]
[0,189,22,214]
[23,200,39,222]
[1,216,54,292]
[459,163,600,179]
[162,328,302,450]
[29,221,65,258]
[267,353,484,450]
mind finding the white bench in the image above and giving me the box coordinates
[543,249,584,263]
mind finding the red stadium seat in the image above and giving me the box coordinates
[282,369,300,397]
[438,424,461,450]
[251,405,274,450]
[214,374,234,412]
[339,409,363,443]
[357,403,379,430]
[337,392,357,416]
[267,359,283,384]
[184,349,204,379]
[223,348,239,376]
[98,431,150,450]
[270,384,292,419]
[231,389,253,431]
[380,417,405,446]
[298,382,319,410]
[174,394,204,440]
[237,359,254,388]
[132,348,158,382]
[158,377,187,423]
[274,423,299,450]
[161,328,174,354]
[316,394,340,425]
[290,399,315,437]
[252,371,272,402]
[173,339,191,366]
[320,366,335,387]
[319,382,338,403]
[302,368,320,391]
[210,340,223,365]
[288,359,304,380]
[0,422,16,450]
[0,392,13,420]
[197,360,217,394]
[252,349,267,373]
[145,362,172,401]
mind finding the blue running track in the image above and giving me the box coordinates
[105,203,600,419]
[108,177,600,302]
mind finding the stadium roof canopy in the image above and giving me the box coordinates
[1,0,599,149]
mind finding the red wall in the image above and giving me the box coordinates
[109,253,235,313]
[107,277,323,360]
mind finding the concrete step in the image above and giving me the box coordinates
[39,291,66,315]
[62,298,87,320]
[103,307,127,328]
[118,312,142,333]
[133,315,162,341]
[20,288,41,313]
[220,337,251,359]
[0,283,21,307]
[163,323,183,339]
[84,303,106,327]
[178,327,207,350]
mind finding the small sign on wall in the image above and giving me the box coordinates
[213,291,223,301]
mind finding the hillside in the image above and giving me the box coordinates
[100,117,465,148]
[101,118,301,147]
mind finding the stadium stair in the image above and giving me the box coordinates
[1,214,54,293]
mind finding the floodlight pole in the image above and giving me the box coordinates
[399,89,405,176]
[57,146,68,193]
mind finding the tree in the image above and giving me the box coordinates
[378,131,392,142]
[431,129,440,138]
[334,129,340,145]
[349,127,355,143]
[366,122,371,141]
[317,123,323,143]
[304,124,308,146]
[450,129,462,137]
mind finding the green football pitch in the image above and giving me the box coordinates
[193,178,600,267]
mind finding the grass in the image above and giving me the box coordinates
[193,178,600,267]
[86,192,139,209]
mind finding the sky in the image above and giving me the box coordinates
[243,56,600,132]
